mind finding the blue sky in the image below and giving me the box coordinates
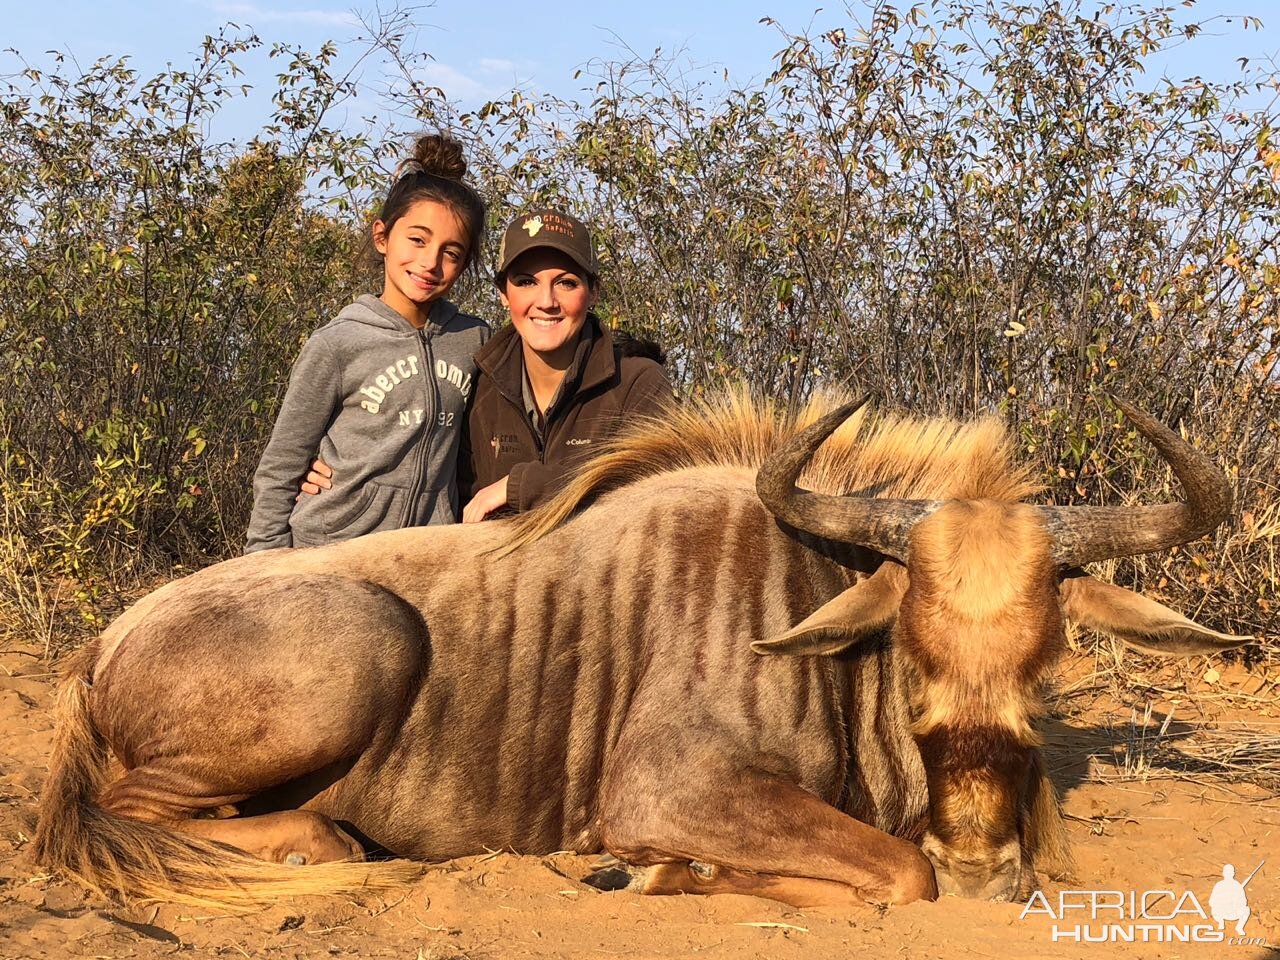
[6,1,800,100]
[5,0,1277,133]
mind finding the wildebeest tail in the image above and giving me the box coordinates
[32,641,421,908]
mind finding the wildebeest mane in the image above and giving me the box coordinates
[504,389,1041,554]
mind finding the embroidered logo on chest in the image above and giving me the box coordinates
[491,433,521,456]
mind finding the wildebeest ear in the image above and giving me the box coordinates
[752,564,906,656]
[1058,571,1250,656]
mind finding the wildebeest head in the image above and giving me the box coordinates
[753,397,1248,901]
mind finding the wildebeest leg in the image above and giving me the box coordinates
[586,858,871,907]
[95,747,367,865]
[600,761,937,907]
[91,575,428,865]
[170,811,363,864]
[634,862,884,907]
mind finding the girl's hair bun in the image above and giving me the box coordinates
[412,133,467,181]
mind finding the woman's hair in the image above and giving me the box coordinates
[376,133,486,272]
[612,329,666,365]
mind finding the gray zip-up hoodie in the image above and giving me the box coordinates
[245,294,489,552]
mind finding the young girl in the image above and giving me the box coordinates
[244,134,488,552]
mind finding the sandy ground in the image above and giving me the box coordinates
[1,642,1277,960]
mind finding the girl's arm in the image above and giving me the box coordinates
[244,336,342,553]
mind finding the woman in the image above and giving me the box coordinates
[301,208,674,521]
[244,133,488,552]
[458,208,673,520]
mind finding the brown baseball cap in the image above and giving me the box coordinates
[494,208,597,282]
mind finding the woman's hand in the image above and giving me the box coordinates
[295,458,333,501]
[462,476,509,523]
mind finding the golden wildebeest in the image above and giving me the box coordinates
[34,394,1246,907]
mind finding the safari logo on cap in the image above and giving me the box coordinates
[496,207,595,279]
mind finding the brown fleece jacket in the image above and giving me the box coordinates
[458,316,674,513]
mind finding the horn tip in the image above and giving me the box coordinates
[1107,394,1138,418]
[838,393,875,420]
[1108,395,1166,435]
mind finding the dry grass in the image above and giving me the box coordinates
[0,488,65,660]
[1103,715,1280,796]
[1053,675,1280,797]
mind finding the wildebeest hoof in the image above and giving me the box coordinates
[582,865,636,892]
[284,852,308,866]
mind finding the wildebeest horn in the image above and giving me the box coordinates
[756,397,937,562]
[1040,396,1233,568]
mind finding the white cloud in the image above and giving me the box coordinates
[414,61,492,101]
[478,58,517,74]
[209,2,360,28]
